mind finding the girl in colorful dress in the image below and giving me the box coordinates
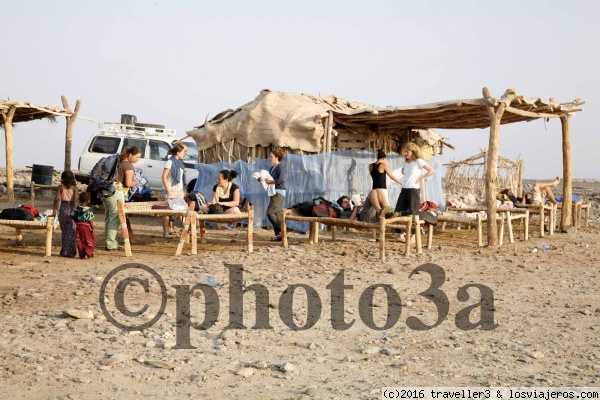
[72,191,95,259]
[52,170,79,257]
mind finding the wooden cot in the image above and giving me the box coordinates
[445,206,529,244]
[434,209,510,247]
[521,203,556,237]
[196,205,254,253]
[556,201,591,229]
[281,208,427,260]
[0,217,54,256]
[117,201,197,257]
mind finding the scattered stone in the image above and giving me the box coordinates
[145,360,175,370]
[562,225,576,234]
[307,342,317,350]
[100,353,129,367]
[236,368,254,378]
[361,347,381,354]
[250,360,268,370]
[280,362,296,373]
[527,351,545,360]
[64,309,93,319]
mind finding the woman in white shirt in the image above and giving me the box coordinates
[161,142,187,238]
[395,142,435,215]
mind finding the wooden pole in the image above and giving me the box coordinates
[61,96,81,171]
[2,105,17,203]
[482,88,516,247]
[560,114,573,230]
[327,111,334,152]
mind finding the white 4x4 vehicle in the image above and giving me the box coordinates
[76,119,199,192]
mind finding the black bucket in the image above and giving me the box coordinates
[31,164,54,197]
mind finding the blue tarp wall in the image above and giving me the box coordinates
[194,150,444,233]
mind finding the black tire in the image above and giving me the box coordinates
[187,179,197,193]
[135,123,166,129]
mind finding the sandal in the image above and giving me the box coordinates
[105,246,124,251]
[163,233,174,239]
[270,235,283,242]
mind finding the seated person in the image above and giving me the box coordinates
[200,170,241,215]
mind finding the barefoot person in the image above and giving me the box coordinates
[368,149,403,216]
[532,177,560,205]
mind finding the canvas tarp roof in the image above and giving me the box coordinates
[187,89,447,153]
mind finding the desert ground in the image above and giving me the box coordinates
[0,170,599,400]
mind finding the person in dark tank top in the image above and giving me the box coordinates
[368,149,403,217]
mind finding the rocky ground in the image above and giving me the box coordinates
[0,169,599,399]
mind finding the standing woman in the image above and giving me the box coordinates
[395,142,435,215]
[368,149,403,215]
[103,146,142,251]
[51,170,79,257]
[265,148,286,241]
[161,143,188,238]
[201,170,241,215]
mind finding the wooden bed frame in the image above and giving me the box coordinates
[281,208,427,260]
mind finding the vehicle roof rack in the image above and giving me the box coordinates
[98,122,176,137]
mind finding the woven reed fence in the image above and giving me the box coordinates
[444,150,523,198]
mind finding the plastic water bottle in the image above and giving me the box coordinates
[199,277,220,287]
[539,244,550,251]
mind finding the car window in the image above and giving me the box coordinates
[123,138,147,157]
[183,140,198,162]
[89,136,120,154]
[148,140,171,161]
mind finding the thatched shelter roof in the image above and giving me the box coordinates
[332,93,584,130]
[1,97,91,202]
[0,100,91,126]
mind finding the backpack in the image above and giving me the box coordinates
[19,205,39,218]
[0,208,32,221]
[313,203,337,218]
[293,201,316,217]
[89,154,120,199]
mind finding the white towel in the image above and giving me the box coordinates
[252,170,276,196]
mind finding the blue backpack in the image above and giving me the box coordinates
[89,154,120,199]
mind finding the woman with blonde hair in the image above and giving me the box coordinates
[394,142,435,241]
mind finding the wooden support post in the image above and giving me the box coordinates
[2,105,17,203]
[379,218,386,261]
[200,221,207,244]
[61,96,82,171]
[190,213,197,255]
[560,114,573,230]
[45,216,54,257]
[282,210,289,248]
[31,181,36,206]
[117,201,132,256]
[247,206,254,253]
[327,111,334,152]
[482,88,516,247]
[414,215,422,254]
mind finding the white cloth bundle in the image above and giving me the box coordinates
[252,170,276,196]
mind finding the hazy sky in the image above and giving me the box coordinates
[2,0,599,178]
